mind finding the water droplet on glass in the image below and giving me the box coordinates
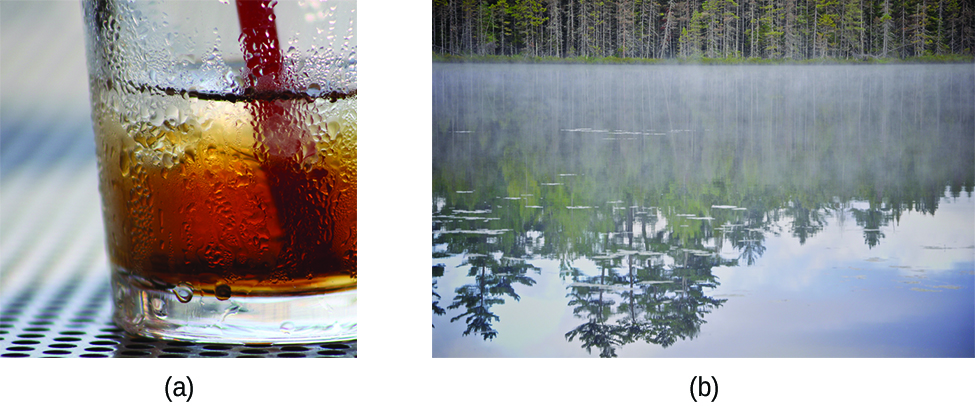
[165,104,179,122]
[224,69,238,88]
[114,282,127,304]
[215,282,231,301]
[293,52,306,72]
[150,297,167,318]
[162,152,175,169]
[174,283,194,303]
[119,151,131,176]
[280,321,295,334]
[326,120,341,140]
[307,83,322,97]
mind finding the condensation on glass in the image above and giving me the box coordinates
[82,0,357,343]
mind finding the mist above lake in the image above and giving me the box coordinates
[432,63,974,357]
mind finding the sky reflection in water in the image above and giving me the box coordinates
[432,64,974,357]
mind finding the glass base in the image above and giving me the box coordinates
[111,272,356,344]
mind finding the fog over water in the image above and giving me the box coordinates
[432,63,974,357]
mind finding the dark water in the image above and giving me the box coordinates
[432,63,975,358]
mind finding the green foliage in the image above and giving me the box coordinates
[434,0,974,60]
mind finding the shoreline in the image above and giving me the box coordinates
[433,53,975,65]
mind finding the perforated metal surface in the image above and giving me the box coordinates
[0,276,356,358]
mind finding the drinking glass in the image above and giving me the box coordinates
[82,0,356,343]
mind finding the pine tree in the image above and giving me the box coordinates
[617,0,637,57]
[840,0,865,57]
[816,0,840,57]
[911,0,928,56]
[879,0,893,56]
[433,0,973,60]
[760,0,784,58]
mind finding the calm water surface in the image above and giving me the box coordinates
[432,63,974,357]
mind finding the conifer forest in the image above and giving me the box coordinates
[433,0,975,60]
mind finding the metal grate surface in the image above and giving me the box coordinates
[0,275,356,358]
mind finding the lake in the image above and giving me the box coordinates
[431,63,974,357]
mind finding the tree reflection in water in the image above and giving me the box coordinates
[445,254,537,340]
[432,64,974,356]
[564,236,733,356]
[434,198,740,355]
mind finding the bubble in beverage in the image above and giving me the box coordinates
[214,282,232,301]
[173,283,194,303]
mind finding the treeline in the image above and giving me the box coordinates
[433,0,975,60]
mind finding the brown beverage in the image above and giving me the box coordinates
[91,81,356,300]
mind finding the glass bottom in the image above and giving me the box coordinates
[111,272,356,344]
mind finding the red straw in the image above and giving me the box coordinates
[235,0,293,160]
[236,0,284,92]
[234,0,333,274]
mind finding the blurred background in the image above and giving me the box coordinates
[1,2,105,314]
